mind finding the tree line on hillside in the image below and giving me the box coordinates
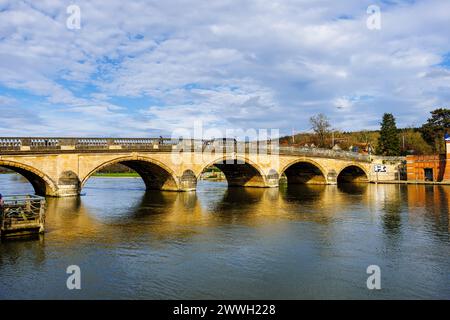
[378,108,449,156]
[281,108,449,156]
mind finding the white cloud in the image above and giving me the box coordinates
[0,0,449,136]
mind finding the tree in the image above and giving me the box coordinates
[377,113,400,156]
[310,113,331,148]
[420,108,450,153]
[400,127,433,155]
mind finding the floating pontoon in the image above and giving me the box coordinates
[0,195,46,238]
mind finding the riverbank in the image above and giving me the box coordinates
[371,180,450,185]
[92,173,227,181]
[93,173,140,178]
[4,171,449,184]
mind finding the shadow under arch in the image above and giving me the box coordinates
[0,160,57,196]
[337,164,369,183]
[205,187,268,224]
[129,190,183,219]
[280,183,327,204]
[198,156,268,188]
[337,182,368,195]
[80,156,180,192]
[280,159,327,185]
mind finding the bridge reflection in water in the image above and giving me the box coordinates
[1,175,449,299]
[41,180,450,242]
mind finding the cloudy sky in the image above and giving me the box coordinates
[0,0,449,137]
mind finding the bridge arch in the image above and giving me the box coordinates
[0,160,57,196]
[280,159,328,185]
[337,164,369,183]
[80,156,180,191]
[198,155,269,188]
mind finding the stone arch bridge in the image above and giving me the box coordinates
[0,138,402,197]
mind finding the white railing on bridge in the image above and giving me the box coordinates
[0,137,372,162]
[114,139,155,145]
[77,139,109,148]
[0,138,22,150]
[31,138,59,148]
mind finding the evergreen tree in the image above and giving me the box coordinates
[420,108,450,153]
[378,113,400,156]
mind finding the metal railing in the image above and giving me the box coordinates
[0,137,372,161]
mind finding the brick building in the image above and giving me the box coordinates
[406,134,450,182]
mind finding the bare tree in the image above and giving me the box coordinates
[310,113,331,148]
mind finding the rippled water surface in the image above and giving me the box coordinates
[0,174,449,299]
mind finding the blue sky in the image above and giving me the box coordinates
[0,0,449,137]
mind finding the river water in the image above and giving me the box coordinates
[0,174,449,299]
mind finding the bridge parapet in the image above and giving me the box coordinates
[278,146,370,162]
[0,137,369,162]
[0,137,179,152]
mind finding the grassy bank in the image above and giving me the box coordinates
[93,172,141,177]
